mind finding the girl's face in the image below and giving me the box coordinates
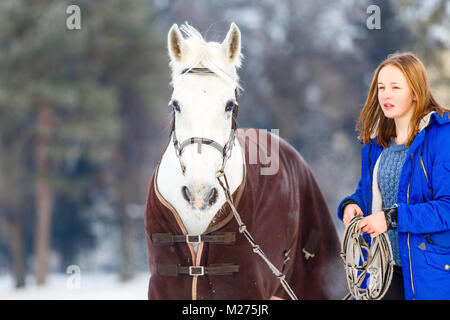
[377,65,416,122]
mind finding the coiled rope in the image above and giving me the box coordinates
[341,216,394,300]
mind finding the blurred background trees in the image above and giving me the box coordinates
[0,0,167,287]
[0,0,448,292]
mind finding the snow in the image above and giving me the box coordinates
[0,272,150,300]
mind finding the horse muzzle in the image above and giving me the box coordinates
[181,185,218,210]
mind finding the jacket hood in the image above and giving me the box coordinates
[419,111,450,131]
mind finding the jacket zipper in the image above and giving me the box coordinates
[407,153,416,300]
[420,151,433,198]
[420,151,434,245]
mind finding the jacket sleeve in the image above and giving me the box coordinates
[337,178,364,220]
[397,125,450,234]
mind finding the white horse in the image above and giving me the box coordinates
[156,23,244,241]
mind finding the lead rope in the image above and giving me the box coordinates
[341,216,394,300]
[216,170,298,300]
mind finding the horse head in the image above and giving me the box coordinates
[167,23,242,212]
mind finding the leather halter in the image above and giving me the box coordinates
[170,68,239,175]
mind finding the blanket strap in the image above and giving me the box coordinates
[302,228,320,261]
[151,232,236,246]
[157,263,239,276]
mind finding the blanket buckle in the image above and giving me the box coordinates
[186,235,201,243]
[189,266,205,276]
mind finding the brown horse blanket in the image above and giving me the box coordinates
[145,128,346,299]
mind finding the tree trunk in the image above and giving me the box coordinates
[120,203,135,282]
[10,216,26,288]
[35,101,53,286]
[116,154,136,282]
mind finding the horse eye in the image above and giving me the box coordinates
[171,100,180,112]
[225,101,235,112]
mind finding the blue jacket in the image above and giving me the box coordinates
[338,112,450,300]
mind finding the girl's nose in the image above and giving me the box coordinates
[381,88,393,99]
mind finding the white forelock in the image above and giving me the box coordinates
[169,23,242,91]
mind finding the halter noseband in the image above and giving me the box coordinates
[170,68,239,175]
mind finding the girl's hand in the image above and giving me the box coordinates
[343,203,364,227]
[357,211,387,238]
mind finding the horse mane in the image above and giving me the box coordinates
[169,22,243,91]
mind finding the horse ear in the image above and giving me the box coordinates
[221,22,241,66]
[168,24,185,62]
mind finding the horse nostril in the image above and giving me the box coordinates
[182,186,218,208]
[181,186,191,202]
[206,187,218,206]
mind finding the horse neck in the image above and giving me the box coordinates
[156,134,244,236]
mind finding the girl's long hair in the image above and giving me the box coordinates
[357,52,448,147]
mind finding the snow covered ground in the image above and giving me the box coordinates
[0,272,150,300]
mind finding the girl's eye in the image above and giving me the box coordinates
[225,101,235,112]
[171,100,180,112]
